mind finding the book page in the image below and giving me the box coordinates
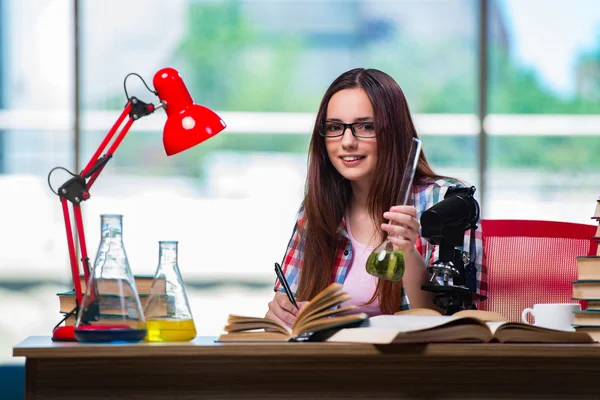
[226,315,292,335]
[294,292,350,326]
[325,327,405,344]
[295,283,344,322]
[365,315,477,331]
[325,316,492,344]
[395,309,507,322]
[225,322,290,335]
[293,313,368,338]
[485,321,509,336]
[217,331,291,342]
[487,321,594,343]
[394,308,442,316]
[297,305,359,327]
[486,321,579,335]
[454,309,507,322]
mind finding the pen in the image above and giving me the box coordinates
[274,262,299,310]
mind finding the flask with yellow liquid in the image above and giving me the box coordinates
[145,241,197,342]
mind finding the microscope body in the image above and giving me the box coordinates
[420,186,480,315]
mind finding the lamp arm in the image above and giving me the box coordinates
[81,103,132,177]
[56,97,156,309]
[61,197,83,302]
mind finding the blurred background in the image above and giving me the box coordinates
[1,0,600,395]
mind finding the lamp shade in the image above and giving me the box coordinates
[153,67,226,156]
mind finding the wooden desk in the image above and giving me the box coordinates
[14,336,600,399]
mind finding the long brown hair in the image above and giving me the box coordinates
[297,68,439,314]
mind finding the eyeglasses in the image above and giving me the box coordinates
[320,120,376,138]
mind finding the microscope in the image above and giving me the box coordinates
[420,186,480,315]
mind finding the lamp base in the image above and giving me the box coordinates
[52,325,77,342]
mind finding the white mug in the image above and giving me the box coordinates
[521,303,581,331]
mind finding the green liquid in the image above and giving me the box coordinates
[366,250,405,281]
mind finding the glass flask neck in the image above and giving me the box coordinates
[100,214,124,242]
[158,241,178,267]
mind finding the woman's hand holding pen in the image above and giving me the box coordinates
[381,205,420,253]
[265,292,308,327]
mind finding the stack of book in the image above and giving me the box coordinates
[57,275,154,326]
[572,198,600,339]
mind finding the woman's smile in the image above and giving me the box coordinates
[340,154,366,167]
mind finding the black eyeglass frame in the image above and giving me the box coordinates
[319,121,377,139]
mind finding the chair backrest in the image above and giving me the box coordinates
[479,219,598,322]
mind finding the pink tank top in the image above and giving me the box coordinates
[342,211,383,317]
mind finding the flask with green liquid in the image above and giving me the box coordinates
[366,138,422,281]
[145,241,197,342]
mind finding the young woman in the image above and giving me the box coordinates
[266,68,486,327]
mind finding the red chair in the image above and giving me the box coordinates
[479,219,598,322]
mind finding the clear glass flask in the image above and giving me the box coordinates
[74,214,147,342]
[145,241,197,342]
[366,138,423,281]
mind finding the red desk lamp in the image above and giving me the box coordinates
[49,68,226,341]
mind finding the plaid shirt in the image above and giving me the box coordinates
[274,178,487,311]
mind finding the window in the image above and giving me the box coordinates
[487,0,600,222]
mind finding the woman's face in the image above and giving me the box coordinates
[324,88,377,186]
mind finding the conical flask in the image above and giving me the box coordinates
[145,241,197,342]
[74,214,147,342]
[366,138,422,281]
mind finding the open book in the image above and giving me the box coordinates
[323,313,595,344]
[394,307,507,321]
[217,283,368,342]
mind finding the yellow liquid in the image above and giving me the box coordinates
[145,318,197,342]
